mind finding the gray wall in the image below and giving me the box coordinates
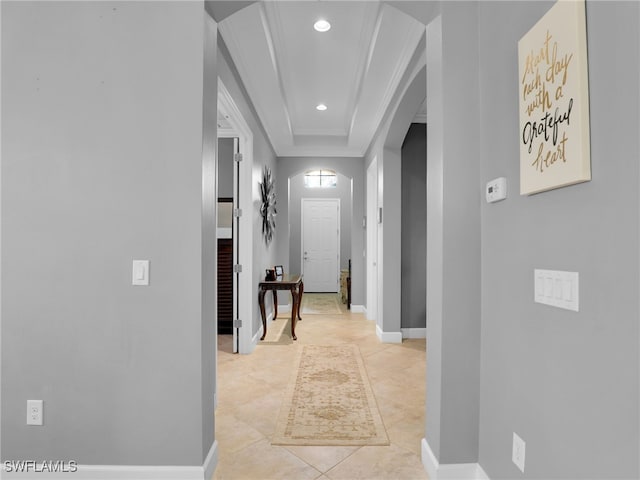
[401,123,427,329]
[288,171,352,276]
[276,157,365,306]
[424,2,482,464]
[477,1,640,478]
[217,137,234,199]
[202,10,217,464]
[2,1,212,466]
[218,36,278,338]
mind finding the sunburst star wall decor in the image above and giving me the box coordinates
[259,165,277,245]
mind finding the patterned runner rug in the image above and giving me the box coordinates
[271,344,389,446]
[301,293,342,315]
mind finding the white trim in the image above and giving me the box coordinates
[376,324,402,344]
[293,127,347,137]
[476,465,490,480]
[2,441,219,479]
[413,112,427,124]
[257,3,295,138]
[421,439,489,480]
[366,157,378,323]
[203,440,219,480]
[401,327,426,339]
[252,323,263,350]
[218,79,254,355]
[422,437,439,480]
[350,305,366,314]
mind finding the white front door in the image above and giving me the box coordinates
[302,199,340,292]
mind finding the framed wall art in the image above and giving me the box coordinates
[518,0,591,195]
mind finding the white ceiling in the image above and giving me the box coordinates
[218,1,425,157]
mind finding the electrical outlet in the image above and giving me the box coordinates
[27,400,43,426]
[512,432,525,473]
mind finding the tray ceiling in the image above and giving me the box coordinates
[218,1,424,157]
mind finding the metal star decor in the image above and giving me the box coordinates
[259,165,277,245]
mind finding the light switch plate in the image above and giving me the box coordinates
[132,260,150,286]
[27,399,43,426]
[512,432,525,473]
[534,269,579,311]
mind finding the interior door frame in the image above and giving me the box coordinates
[301,198,341,293]
[218,79,255,355]
[366,157,378,321]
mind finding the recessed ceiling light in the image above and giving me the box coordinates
[316,104,328,111]
[314,19,331,32]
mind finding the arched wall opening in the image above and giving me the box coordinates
[288,171,352,277]
[365,61,426,342]
[275,157,366,310]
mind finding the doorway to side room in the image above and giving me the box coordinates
[217,79,255,355]
[215,137,238,339]
[366,156,378,322]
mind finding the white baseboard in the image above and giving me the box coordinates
[376,324,402,343]
[401,327,426,339]
[204,440,219,480]
[350,304,366,313]
[3,440,219,479]
[421,438,489,480]
[249,324,262,353]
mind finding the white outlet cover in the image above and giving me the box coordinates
[512,432,526,473]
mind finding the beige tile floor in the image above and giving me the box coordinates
[213,296,428,480]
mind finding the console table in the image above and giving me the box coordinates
[258,274,304,341]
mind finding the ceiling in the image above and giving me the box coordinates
[218,1,425,157]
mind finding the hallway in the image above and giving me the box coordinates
[214,307,427,480]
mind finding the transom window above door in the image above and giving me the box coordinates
[304,169,337,188]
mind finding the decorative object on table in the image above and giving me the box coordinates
[265,269,276,281]
[518,0,591,195]
[272,344,389,446]
[274,265,284,277]
[259,165,277,244]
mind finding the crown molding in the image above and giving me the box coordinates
[218,11,284,154]
[346,2,383,139]
[367,7,425,142]
[259,3,294,139]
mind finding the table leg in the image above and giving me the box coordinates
[258,288,267,340]
[273,289,278,319]
[290,286,298,341]
[297,279,304,321]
